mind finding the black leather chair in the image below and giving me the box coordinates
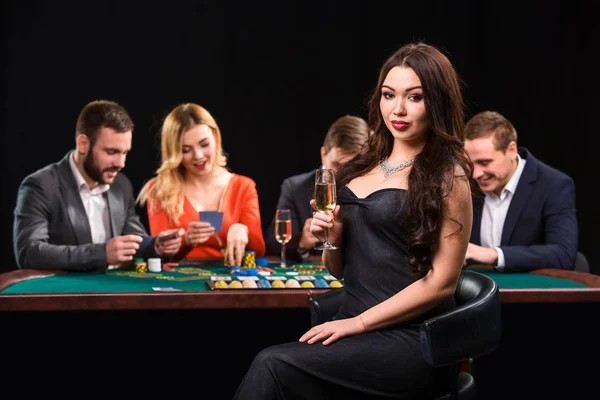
[309,270,502,400]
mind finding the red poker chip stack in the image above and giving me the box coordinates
[162,262,178,272]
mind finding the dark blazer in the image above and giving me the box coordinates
[265,170,322,261]
[13,151,157,271]
[470,148,578,271]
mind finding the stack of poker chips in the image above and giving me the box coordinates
[222,249,257,267]
[162,261,178,272]
[256,257,268,267]
[133,258,148,273]
[241,250,256,268]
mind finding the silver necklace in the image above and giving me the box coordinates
[379,157,414,178]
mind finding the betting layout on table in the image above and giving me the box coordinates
[116,258,344,290]
[208,264,344,290]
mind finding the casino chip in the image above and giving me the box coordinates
[232,268,260,276]
[255,257,268,267]
[241,250,256,268]
[314,278,328,288]
[228,280,243,289]
[285,279,300,288]
[271,280,286,289]
[257,280,272,289]
[242,279,258,289]
[162,262,178,272]
[214,280,228,289]
[134,260,148,273]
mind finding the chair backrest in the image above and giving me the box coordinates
[575,251,590,273]
[420,270,502,368]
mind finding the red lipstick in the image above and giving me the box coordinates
[391,120,410,130]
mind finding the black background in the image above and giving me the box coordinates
[2,2,600,399]
[3,0,598,275]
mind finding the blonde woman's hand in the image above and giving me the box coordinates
[309,201,342,247]
[155,228,185,256]
[185,221,215,247]
[226,223,249,266]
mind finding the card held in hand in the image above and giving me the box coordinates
[199,211,224,233]
[158,232,178,243]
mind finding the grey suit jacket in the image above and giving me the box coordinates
[13,151,157,271]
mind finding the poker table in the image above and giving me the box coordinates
[1,259,599,400]
[0,259,599,311]
[0,260,340,311]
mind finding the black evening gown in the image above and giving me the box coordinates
[234,187,455,399]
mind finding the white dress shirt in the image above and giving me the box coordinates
[69,154,116,268]
[480,153,526,271]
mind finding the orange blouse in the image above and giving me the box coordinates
[147,174,266,260]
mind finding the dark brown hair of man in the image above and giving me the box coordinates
[322,115,370,155]
[464,110,517,151]
[75,100,134,147]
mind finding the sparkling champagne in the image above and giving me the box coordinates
[314,183,336,212]
[275,219,292,244]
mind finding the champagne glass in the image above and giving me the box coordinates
[314,168,337,250]
[275,209,292,268]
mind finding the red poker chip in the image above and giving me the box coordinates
[162,264,177,272]
[163,262,179,267]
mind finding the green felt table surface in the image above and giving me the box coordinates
[466,267,587,289]
[1,264,588,294]
[1,263,335,294]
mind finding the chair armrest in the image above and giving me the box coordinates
[309,289,345,326]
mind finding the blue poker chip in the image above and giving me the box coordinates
[228,266,241,273]
[314,278,328,288]
[232,268,260,276]
[257,279,272,289]
[255,257,268,267]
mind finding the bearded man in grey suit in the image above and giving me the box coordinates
[13,100,183,272]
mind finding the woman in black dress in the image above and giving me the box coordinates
[234,42,474,400]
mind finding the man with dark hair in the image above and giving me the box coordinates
[464,110,577,271]
[13,100,182,271]
[265,115,370,261]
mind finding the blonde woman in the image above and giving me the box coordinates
[138,103,265,265]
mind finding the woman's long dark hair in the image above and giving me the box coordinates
[336,42,474,273]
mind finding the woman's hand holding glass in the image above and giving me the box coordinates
[313,168,338,250]
[309,201,343,248]
[185,221,215,246]
[298,218,320,250]
[226,223,249,266]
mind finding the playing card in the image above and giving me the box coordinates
[199,211,224,233]
[157,232,178,243]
